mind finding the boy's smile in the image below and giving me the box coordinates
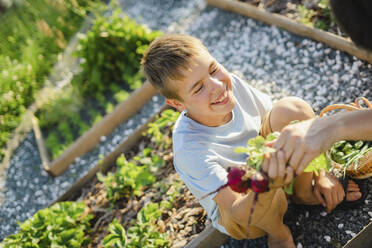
[166,50,235,127]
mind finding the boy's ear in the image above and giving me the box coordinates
[165,98,186,112]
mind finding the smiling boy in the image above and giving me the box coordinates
[141,34,361,248]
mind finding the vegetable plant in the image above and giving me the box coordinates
[103,203,169,248]
[144,109,180,150]
[1,201,93,247]
[97,151,165,206]
[73,4,161,96]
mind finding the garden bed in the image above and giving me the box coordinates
[1,108,211,247]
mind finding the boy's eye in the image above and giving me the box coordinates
[194,84,203,94]
[210,67,218,75]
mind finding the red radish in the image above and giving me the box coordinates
[251,172,269,193]
[227,167,251,193]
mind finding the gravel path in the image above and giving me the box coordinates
[1,0,372,246]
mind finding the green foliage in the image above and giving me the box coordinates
[97,151,165,206]
[296,5,316,27]
[296,0,333,30]
[103,218,127,248]
[330,140,372,173]
[73,4,161,96]
[36,87,86,160]
[0,0,94,161]
[236,132,330,194]
[235,132,278,170]
[1,201,93,247]
[304,153,330,176]
[145,109,180,150]
[103,203,169,248]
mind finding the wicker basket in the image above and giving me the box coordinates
[320,97,372,179]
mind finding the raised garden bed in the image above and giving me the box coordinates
[1,108,212,247]
[31,6,161,176]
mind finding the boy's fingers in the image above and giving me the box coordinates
[268,152,278,179]
[325,192,336,213]
[277,151,285,178]
[262,155,269,172]
[284,166,294,185]
[314,188,326,208]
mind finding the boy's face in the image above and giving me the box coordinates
[166,50,235,127]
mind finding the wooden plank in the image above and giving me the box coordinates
[47,81,158,176]
[31,115,50,171]
[343,222,372,248]
[52,104,169,203]
[185,224,230,248]
[206,0,372,65]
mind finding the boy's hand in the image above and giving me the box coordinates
[313,169,345,213]
[262,150,294,185]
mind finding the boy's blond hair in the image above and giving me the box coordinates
[141,34,208,100]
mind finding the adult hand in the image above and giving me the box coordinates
[267,117,336,175]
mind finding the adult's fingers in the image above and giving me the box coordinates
[296,153,315,175]
[277,150,286,178]
[280,139,297,164]
[268,152,278,179]
[288,146,305,171]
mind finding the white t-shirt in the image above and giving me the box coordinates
[172,74,272,234]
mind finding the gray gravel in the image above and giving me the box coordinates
[0,95,164,240]
[1,0,372,247]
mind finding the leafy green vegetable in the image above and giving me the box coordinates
[1,201,93,247]
[330,140,372,174]
[235,132,278,170]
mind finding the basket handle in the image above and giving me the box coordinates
[319,97,372,117]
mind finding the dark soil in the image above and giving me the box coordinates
[239,0,347,37]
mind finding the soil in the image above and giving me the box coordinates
[239,0,347,37]
[69,128,209,247]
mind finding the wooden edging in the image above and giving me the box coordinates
[343,222,372,248]
[45,81,157,177]
[206,0,372,65]
[31,116,50,171]
[185,225,230,248]
[52,104,169,204]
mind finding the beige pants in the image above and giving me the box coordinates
[217,110,288,240]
